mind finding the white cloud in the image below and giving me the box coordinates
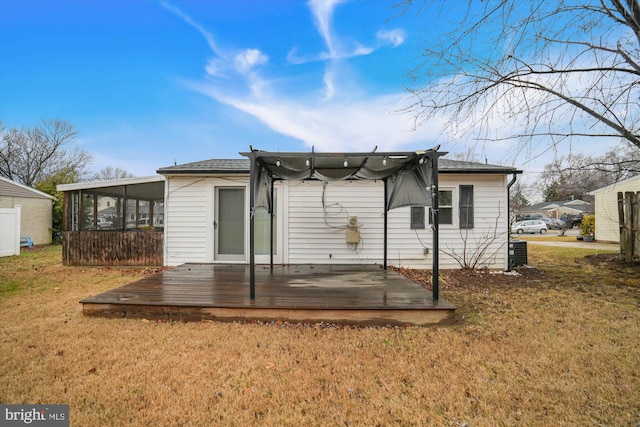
[190,81,438,152]
[308,0,342,58]
[205,58,225,77]
[164,1,443,157]
[159,0,221,55]
[377,29,406,48]
[234,49,268,73]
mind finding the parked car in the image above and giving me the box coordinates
[560,214,583,228]
[540,217,565,229]
[511,220,548,234]
[97,217,113,230]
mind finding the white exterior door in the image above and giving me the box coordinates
[215,187,246,261]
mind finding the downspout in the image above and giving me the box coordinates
[506,173,518,271]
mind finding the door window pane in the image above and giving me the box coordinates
[218,189,245,255]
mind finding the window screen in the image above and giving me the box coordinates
[411,206,425,229]
[459,185,474,229]
[429,190,453,225]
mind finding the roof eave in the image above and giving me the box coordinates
[157,169,250,175]
[440,169,523,174]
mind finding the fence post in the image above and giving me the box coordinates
[14,205,21,255]
[633,192,640,262]
[619,191,640,263]
[618,192,629,262]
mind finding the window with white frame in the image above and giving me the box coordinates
[412,186,475,228]
[428,189,453,225]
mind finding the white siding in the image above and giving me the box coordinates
[433,175,509,269]
[164,176,211,265]
[287,175,510,269]
[164,173,511,270]
[287,180,386,264]
[591,175,640,243]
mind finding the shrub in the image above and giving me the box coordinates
[580,214,595,237]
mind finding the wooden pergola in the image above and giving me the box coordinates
[241,147,445,301]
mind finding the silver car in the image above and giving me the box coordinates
[512,220,548,234]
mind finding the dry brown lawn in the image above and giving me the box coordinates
[1,245,639,426]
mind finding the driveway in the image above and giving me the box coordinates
[512,229,619,251]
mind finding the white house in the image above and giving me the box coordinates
[0,176,55,245]
[588,175,640,243]
[521,199,593,220]
[157,154,521,270]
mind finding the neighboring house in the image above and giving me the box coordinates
[0,176,55,245]
[588,175,640,243]
[57,153,521,270]
[156,156,521,270]
[521,199,593,220]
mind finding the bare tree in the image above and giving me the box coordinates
[92,166,134,181]
[539,144,640,201]
[588,141,640,179]
[440,201,506,269]
[402,0,640,167]
[0,119,92,186]
[539,154,613,202]
[510,181,530,217]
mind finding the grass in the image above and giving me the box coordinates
[1,245,639,426]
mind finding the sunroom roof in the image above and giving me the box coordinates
[57,175,165,200]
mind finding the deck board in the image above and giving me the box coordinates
[81,264,456,326]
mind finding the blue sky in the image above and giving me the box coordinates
[0,0,616,190]
[1,0,443,176]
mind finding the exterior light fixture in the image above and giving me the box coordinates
[382,156,387,166]
[344,159,348,167]
[305,158,310,167]
[276,159,281,167]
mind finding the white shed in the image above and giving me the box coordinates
[158,155,521,270]
[588,175,640,243]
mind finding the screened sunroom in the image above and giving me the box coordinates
[57,176,165,266]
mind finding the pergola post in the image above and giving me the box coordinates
[431,154,440,301]
[383,178,388,270]
[249,153,256,301]
[270,177,275,272]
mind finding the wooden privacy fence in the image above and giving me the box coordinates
[63,231,163,266]
[618,191,640,263]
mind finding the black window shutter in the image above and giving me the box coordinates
[411,206,425,229]
[459,185,474,229]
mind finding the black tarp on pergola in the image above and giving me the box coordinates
[240,148,445,301]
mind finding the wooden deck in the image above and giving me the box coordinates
[81,264,456,326]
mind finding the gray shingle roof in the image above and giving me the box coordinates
[438,159,521,174]
[157,157,521,175]
[0,176,56,200]
[157,159,250,174]
[524,199,592,213]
